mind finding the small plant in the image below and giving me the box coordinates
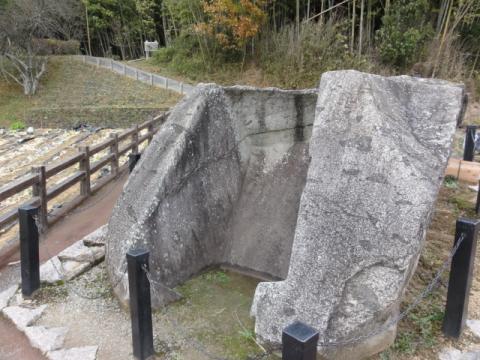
[238,329,255,340]
[202,270,230,284]
[379,351,392,360]
[444,175,458,189]
[409,306,444,347]
[392,331,415,354]
[9,120,26,131]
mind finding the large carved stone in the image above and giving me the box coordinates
[105,85,317,305]
[105,71,464,358]
[251,71,464,358]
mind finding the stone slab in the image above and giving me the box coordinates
[40,257,63,284]
[24,326,68,354]
[439,347,480,360]
[40,256,93,284]
[0,285,18,311]
[467,320,480,338]
[82,225,108,247]
[251,71,464,357]
[58,241,104,263]
[2,304,47,331]
[47,346,98,360]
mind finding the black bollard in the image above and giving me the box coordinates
[128,152,141,173]
[442,218,480,338]
[282,321,319,360]
[463,125,477,161]
[127,249,154,360]
[476,180,480,215]
[19,205,40,297]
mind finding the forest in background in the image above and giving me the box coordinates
[1,0,480,93]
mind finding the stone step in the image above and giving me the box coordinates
[24,326,68,354]
[47,346,98,360]
[2,304,47,331]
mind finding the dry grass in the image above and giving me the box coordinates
[0,56,180,128]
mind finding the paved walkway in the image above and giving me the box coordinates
[0,172,127,360]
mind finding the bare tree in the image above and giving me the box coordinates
[0,0,54,95]
[45,0,84,40]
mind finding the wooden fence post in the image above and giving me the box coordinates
[150,74,154,86]
[123,64,127,76]
[135,69,139,81]
[132,125,139,154]
[79,146,91,196]
[110,134,119,177]
[32,166,47,232]
[165,78,169,90]
[147,123,154,145]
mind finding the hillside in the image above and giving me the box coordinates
[0,56,181,129]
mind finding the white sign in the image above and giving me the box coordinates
[144,40,159,59]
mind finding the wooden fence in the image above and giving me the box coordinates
[0,113,167,234]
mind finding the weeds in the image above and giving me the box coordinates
[409,306,444,347]
[202,270,230,284]
[444,175,458,189]
[9,120,25,130]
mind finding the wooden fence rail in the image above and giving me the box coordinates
[0,113,167,233]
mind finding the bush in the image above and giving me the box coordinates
[152,34,213,79]
[376,0,433,68]
[35,38,80,56]
[258,18,374,88]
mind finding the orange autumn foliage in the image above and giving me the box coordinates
[194,0,267,50]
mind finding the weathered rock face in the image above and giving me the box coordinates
[105,71,464,358]
[105,85,317,305]
[251,71,464,358]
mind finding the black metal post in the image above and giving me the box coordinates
[282,321,319,360]
[442,218,480,338]
[128,153,141,173]
[127,249,154,360]
[463,125,477,161]
[19,205,40,297]
[476,180,480,215]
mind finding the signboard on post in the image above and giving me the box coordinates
[144,40,159,59]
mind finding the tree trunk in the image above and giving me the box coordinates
[296,0,300,39]
[85,3,92,56]
[23,76,37,96]
[351,0,356,52]
[358,0,365,56]
[162,3,170,47]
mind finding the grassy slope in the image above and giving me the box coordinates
[127,59,275,88]
[0,56,180,128]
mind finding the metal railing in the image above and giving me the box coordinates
[79,55,195,96]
